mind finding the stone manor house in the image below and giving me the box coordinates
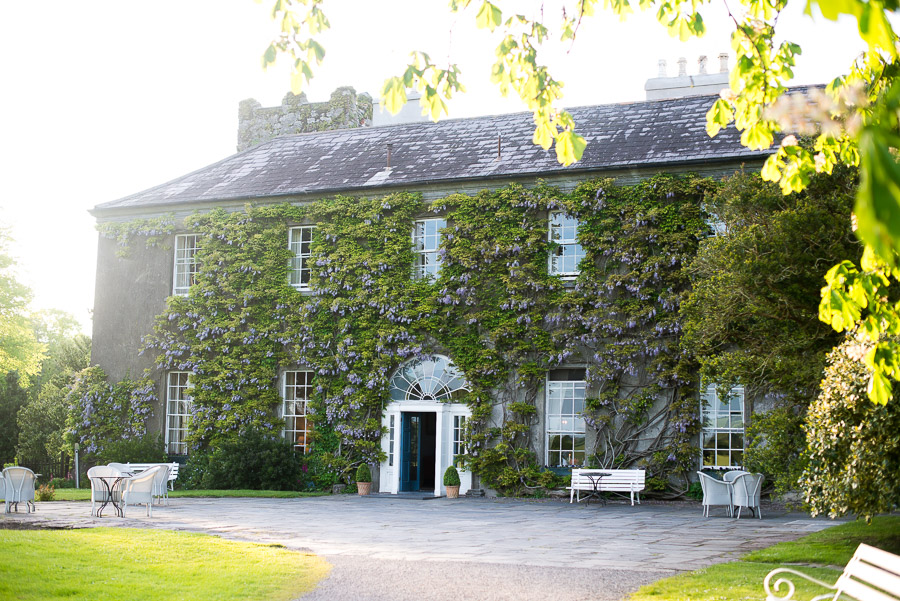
[90,57,767,496]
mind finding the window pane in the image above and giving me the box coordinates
[288,227,315,291]
[282,370,313,453]
[716,432,729,449]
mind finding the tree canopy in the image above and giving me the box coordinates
[682,167,858,404]
[0,228,44,383]
[262,0,900,405]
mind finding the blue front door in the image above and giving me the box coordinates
[400,413,421,492]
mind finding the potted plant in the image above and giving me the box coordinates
[443,465,461,498]
[356,463,372,496]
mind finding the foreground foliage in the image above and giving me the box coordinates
[0,527,329,601]
[801,335,900,520]
[630,516,900,601]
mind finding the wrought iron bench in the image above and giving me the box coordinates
[568,468,645,506]
[764,543,900,601]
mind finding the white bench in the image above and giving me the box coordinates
[764,543,900,601]
[567,468,645,506]
[126,463,180,491]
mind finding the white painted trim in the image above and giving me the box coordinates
[379,400,471,496]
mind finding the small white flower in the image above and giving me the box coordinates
[815,152,827,172]
[781,135,799,147]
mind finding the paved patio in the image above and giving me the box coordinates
[2,495,843,600]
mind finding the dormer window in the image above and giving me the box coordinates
[548,212,584,278]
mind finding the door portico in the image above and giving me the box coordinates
[379,356,472,496]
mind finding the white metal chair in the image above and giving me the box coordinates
[732,472,764,519]
[723,470,749,483]
[697,471,733,517]
[150,464,170,505]
[87,465,122,517]
[121,466,161,517]
[3,466,37,513]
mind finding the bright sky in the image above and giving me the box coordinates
[0,1,864,335]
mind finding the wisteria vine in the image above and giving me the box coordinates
[100,174,712,494]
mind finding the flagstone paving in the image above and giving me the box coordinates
[2,495,843,600]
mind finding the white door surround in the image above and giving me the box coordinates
[379,356,472,496]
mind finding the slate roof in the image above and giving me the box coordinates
[93,94,767,215]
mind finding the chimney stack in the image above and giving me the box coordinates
[644,53,731,101]
[719,53,729,73]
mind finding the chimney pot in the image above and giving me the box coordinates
[719,53,729,73]
[658,59,667,77]
[678,57,687,77]
[698,55,708,75]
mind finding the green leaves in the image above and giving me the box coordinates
[475,1,502,31]
[706,99,734,137]
[381,77,407,115]
[856,126,900,268]
[820,261,864,331]
[555,129,587,165]
[260,0,330,95]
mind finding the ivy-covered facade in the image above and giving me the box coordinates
[89,93,767,496]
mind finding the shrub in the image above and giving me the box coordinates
[685,481,703,500]
[97,432,166,465]
[35,484,55,501]
[744,407,807,498]
[443,465,460,487]
[48,477,75,489]
[801,335,900,520]
[183,431,301,491]
[355,463,371,483]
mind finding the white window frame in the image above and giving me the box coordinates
[165,372,193,455]
[700,384,745,468]
[388,414,396,467]
[548,212,585,278]
[453,415,466,458]
[545,379,587,468]
[288,226,314,291]
[282,370,313,453]
[412,218,446,280]
[172,234,201,296]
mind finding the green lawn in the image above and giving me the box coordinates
[48,488,330,501]
[629,515,900,601]
[0,528,329,601]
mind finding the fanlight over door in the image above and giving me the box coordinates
[389,356,468,402]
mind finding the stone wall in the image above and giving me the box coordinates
[237,86,373,151]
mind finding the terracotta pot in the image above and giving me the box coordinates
[357,481,372,496]
[445,485,460,499]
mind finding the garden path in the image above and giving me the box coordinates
[3,495,841,600]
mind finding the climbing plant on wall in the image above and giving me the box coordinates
[549,176,715,490]
[66,366,156,459]
[126,175,712,494]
